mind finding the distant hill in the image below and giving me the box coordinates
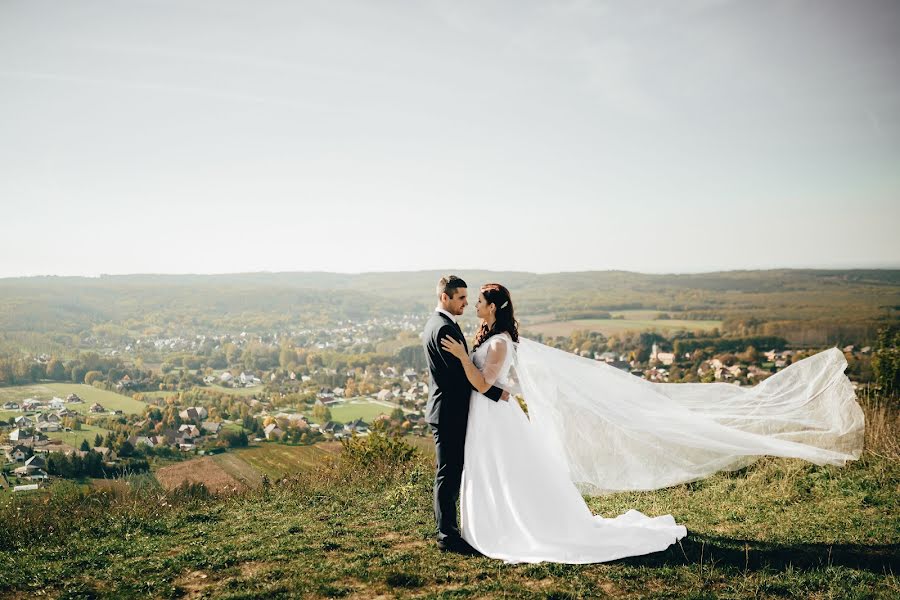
[0,269,897,345]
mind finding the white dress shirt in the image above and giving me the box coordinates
[435,306,458,324]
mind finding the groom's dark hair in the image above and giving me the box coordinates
[437,275,467,299]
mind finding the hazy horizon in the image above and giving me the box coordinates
[3,263,899,282]
[2,1,899,278]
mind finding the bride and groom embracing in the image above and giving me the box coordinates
[423,275,865,564]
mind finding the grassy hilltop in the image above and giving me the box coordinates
[1,404,898,599]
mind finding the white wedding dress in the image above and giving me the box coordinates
[459,334,864,564]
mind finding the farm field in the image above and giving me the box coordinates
[232,442,342,479]
[329,398,397,424]
[154,456,247,494]
[140,383,263,400]
[523,310,722,338]
[46,423,111,448]
[0,383,147,415]
[136,390,175,401]
[152,442,343,492]
[207,383,265,397]
[211,453,264,488]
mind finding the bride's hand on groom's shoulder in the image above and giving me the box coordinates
[441,335,466,360]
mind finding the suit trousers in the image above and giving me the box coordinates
[431,421,467,542]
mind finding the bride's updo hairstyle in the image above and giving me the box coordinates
[473,283,519,351]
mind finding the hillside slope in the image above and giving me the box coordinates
[1,426,898,599]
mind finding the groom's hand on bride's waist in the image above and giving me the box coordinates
[500,390,510,401]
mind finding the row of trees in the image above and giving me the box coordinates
[45,451,150,479]
[0,351,143,387]
[872,326,899,397]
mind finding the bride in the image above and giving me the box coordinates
[441,283,864,564]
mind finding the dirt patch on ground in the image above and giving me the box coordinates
[238,561,270,578]
[378,530,428,552]
[173,570,216,599]
[155,456,246,494]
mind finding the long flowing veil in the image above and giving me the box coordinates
[508,339,865,495]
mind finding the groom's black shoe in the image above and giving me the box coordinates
[437,537,481,556]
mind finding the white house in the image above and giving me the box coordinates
[200,421,222,434]
[219,372,234,383]
[264,423,283,440]
[5,445,28,462]
[130,436,155,448]
[239,372,261,386]
[178,424,201,438]
[179,406,208,422]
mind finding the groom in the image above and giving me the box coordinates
[424,275,506,554]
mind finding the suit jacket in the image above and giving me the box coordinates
[424,311,503,428]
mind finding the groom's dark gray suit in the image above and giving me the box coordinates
[424,310,503,546]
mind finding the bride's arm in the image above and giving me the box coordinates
[441,336,508,397]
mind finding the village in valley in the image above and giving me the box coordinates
[1,308,881,496]
[0,270,894,497]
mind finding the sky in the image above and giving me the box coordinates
[1,0,899,277]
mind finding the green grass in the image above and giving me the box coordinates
[0,440,896,599]
[207,384,266,398]
[135,383,265,399]
[46,424,111,448]
[1,402,897,599]
[0,383,148,415]
[524,310,722,338]
[328,398,398,424]
[137,390,176,401]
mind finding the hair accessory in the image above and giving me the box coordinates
[500,301,509,309]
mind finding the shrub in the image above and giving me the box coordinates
[340,431,417,472]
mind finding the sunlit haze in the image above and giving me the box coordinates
[1,0,898,277]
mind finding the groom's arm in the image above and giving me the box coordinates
[433,324,471,394]
[482,384,504,402]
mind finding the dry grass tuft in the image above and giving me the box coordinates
[862,396,900,461]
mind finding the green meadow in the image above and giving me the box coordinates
[524,310,723,338]
[329,398,397,424]
[0,383,147,415]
